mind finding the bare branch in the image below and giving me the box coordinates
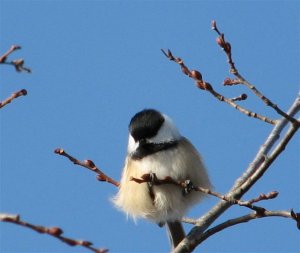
[174,94,300,253]
[212,20,299,125]
[0,45,21,63]
[54,148,120,187]
[161,49,276,125]
[0,89,28,109]
[0,213,108,253]
[183,210,298,244]
[0,45,31,73]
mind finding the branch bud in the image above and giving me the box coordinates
[54,148,64,155]
[225,42,231,53]
[216,36,225,48]
[190,70,202,80]
[48,227,63,236]
[81,241,93,247]
[196,81,213,91]
[85,159,95,168]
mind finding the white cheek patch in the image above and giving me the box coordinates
[127,134,138,154]
[149,114,181,143]
[127,113,181,155]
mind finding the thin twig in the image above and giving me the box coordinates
[0,45,31,73]
[0,45,21,63]
[0,213,108,253]
[161,49,276,125]
[0,89,27,109]
[212,20,299,125]
[54,148,120,187]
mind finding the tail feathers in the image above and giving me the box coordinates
[166,221,185,249]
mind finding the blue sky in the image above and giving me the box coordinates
[1,1,299,252]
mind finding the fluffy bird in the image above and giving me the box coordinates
[113,109,211,247]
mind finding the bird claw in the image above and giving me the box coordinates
[182,179,194,196]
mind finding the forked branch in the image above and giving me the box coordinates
[212,20,299,125]
[161,49,276,125]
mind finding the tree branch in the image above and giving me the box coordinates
[0,213,108,253]
[174,94,300,253]
[0,45,31,73]
[183,209,298,244]
[54,148,120,187]
[212,20,299,125]
[0,89,28,109]
[161,49,277,125]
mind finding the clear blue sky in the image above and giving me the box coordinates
[1,1,299,253]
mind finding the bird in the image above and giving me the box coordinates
[113,109,211,248]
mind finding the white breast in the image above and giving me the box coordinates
[113,138,212,223]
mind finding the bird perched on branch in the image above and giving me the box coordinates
[113,109,211,248]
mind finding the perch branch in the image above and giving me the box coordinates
[0,213,108,253]
[0,89,27,109]
[212,20,299,125]
[131,174,278,213]
[161,49,276,125]
[54,148,119,187]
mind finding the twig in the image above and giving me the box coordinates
[54,148,120,187]
[0,89,28,109]
[161,49,276,125]
[212,20,299,125]
[131,174,278,213]
[0,45,21,63]
[0,213,108,253]
[0,45,31,73]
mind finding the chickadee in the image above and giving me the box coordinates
[113,109,211,247]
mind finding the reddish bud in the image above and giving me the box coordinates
[225,42,231,53]
[267,191,279,199]
[203,82,213,91]
[54,148,64,154]
[48,227,63,236]
[81,241,93,247]
[223,78,232,85]
[190,70,202,80]
[196,81,205,90]
[85,159,95,168]
[216,36,225,48]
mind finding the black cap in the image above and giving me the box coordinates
[129,109,165,142]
